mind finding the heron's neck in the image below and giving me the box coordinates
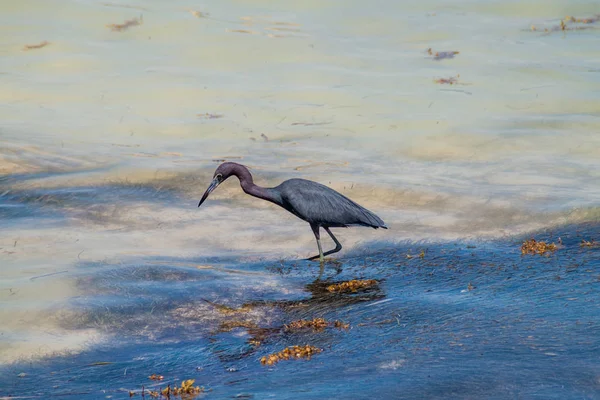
[232,165,281,205]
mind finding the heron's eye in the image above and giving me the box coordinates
[216,174,223,182]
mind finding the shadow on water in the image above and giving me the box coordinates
[1,222,600,399]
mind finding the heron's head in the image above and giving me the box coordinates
[197,162,242,207]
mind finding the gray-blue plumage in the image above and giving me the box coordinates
[198,162,387,261]
[276,178,387,229]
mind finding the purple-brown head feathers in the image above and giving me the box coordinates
[198,162,252,207]
[212,162,245,181]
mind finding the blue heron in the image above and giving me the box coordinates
[198,162,387,262]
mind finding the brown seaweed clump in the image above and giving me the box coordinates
[406,250,425,259]
[530,14,600,34]
[260,345,322,366]
[284,317,328,331]
[434,75,460,85]
[106,16,143,32]
[284,318,350,332]
[161,379,204,397]
[326,279,378,293]
[564,15,600,24]
[333,320,350,330]
[23,41,50,51]
[521,239,557,255]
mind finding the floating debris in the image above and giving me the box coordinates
[528,14,600,34]
[427,48,460,60]
[197,113,224,119]
[161,379,204,397]
[260,345,322,366]
[521,239,557,255]
[434,51,459,60]
[248,338,262,347]
[326,279,378,293]
[564,14,600,24]
[106,16,143,32]
[285,318,328,331]
[148,374,164,381]
[284,317,349,332]
[434,75,460,85]
[22,41,50,51]
[406,250,425,259]
[134,379,203,398]
[333,320,350,330]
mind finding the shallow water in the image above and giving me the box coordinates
[1,0,600,397]
[1,224,600,398]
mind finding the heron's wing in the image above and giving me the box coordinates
[278,179,386,228]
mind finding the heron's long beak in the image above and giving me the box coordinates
[198,177,220,207]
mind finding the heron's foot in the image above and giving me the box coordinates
[306,256,340,265]
[307,246,342,261]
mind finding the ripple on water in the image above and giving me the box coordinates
[1,223,599,398]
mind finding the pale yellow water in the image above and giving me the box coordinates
[1,0,599,364]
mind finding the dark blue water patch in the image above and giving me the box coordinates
[1,223,600,399]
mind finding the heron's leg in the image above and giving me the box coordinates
[307,224,325,262]
[322,227,343,257]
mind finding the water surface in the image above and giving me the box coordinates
[1,0,600,397]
